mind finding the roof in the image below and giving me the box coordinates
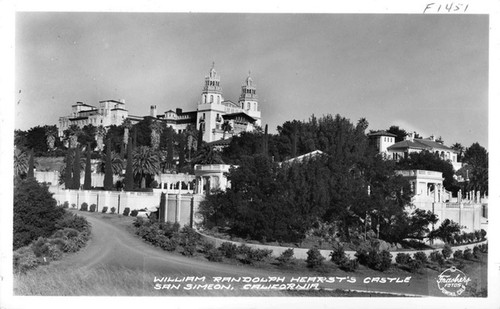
[281,150,326,165]
[223,112,256,123]
[368,131,397,138]
[72,102,96,108]
[111,108,128,111]
[99,99,125,104]
[208,137,233,147]
[388,138,455,152]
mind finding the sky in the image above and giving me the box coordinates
[15,12,489,148]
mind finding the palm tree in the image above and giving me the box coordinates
[95,126,106,151]
[192,144,224,165]
[14,148,28,177]
[45,126,58,150]
[452,142,464,161]
[221,120,232,140]
[133,146,160,188]
[64,124,81,148]
[150,121,164,150]
[99,151,123,175]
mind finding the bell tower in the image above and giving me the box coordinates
[238,71,261,127]
[197,62,226,142]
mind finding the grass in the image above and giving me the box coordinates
[14,265,399,297]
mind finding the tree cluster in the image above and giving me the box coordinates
[200,115,417,244]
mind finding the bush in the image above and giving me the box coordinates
[80,202,88,211]
[277,248,295,265]
[463,248,473,260]
[206,247,223,262]
[474,230,481,242]
[379,250,393,271]
[413,251,428,264]
[442,244,452,259]
[355,249,369,265]
[219,242,238,259]
[110,207,116,214]
[62,201,69,209]
[473,246,481,258]
[395,253,412,265]
[130,209,139,217]
[407,259,423,273]
[339,258,359,272]
[13,247,39,273]
[480,229,487,240]
[429,251,444,265]
[123,207,130,216]
[71,203,76,209]
[160,237,178,251]
[89,204,97,212]
[479,243,488,253]
[453,249,464,260]
[236,244,253,256]
[330,246,347,264]
[32,237,50,257]
[14,178,65,250]
[247,248,273,262]
[55,212,90,233]
[200,241,215,254]
[133,217,146,228]
[306,247,325,269]
[47,244,63,260]
[102,206,108,213]
[182,244,197,256]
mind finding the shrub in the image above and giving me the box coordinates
[339,258,359,272]
[407,259,423,273]
[463,248,473,260]
[453,233,461,244]
[236,244,252,256]
[133,217,146,228]
[71,203,76,208]
[123,207,130,216]
[395,253,412,265]
[430,251,444,265]
[247,248,273,262]
[479,243,488,253]
[32,237,50,257]
[355,249,369,265]
[55,212,90,232]
[110,207,116,214]
[219,242,238,258]
[80,202,88,211]
[47,244,63,260]
[378,250,393,271]
[200,241,215,254]
[130,209,139,217]
[330,246,347,264]
[14,178,65,250]
[480,229,487,240]
[206,247,223,262]
[182,244,197,256]
[473,246,481,258]
[306,247,325,269]
[101,206,108,213]
[474,230,481,241]
[413,251,428,264]
[89,204,97,212]
[442,244,452,259]
[453,249,464,260]
[277,248,295,265]
[160,237,178,251]
[62,201,69,209]
[13,247,39,273]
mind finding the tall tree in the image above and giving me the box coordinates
[221,120,232,140]
[262,124,268,156]
[103,139,114,190]
[72,146,81,190]
[177,133,186,168]
[150,120,164,150]
[27,149,34,179]
[14,148,29,178]
[83,144,92,190]
[451,142,465,162]
[64,148,73,189]
[462,142,488,195]
[124,137,134,191]
[387,125,408,142]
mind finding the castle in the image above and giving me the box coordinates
[58,64,262,143]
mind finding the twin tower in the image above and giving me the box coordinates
[195,63,262,142]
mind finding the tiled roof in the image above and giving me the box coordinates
[388,138,455,152]
[368,131,397,137]
[223,112,256,123]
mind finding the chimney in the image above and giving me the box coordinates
[150,105,157,117]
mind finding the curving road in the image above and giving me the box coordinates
[57,211,446,297]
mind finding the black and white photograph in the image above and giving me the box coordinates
[1,1,498,308]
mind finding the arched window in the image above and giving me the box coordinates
[210,95,213,103]
[247,102,250,110]
[217,96,220,104]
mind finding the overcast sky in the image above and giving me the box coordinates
[15,13,488,148]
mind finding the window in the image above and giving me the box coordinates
[210,95,213,103]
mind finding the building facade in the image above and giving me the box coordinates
[58,100,129,137]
